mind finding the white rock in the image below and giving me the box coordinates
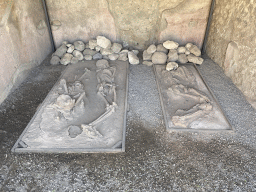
[166,62,178,71]
[163,40,179,49]
[50,56,60,65]
[187,54,204,65]
[120,49,129,53]
[188,45,201,56]
[71,57,79,64]
[132,50,139,55]
[152,52,168,64]
[147,44,157,54]
[53,44,67,58]
[118,52,128,61]
[73,50,83,60]
[60,53,73,65]
[143,61,153,66]
[128,51,140,65]
[143,50,152,61]
[167,49,178,62]
[95,45,102,52]
[185,50,191,55]
[96,36,112,49]
[156,44,168,54]
[108,53,119,61]
[177,47,186,54]
[89,40,97,50]
[83,49,98,56]
[111,43,122,53]
[84,55,92,60]
[185,43,193,50]
[93,53,103,60]
[67,45,75,53]
[101,48,114,55]
[66,44,72,48]
[74,41,85,51]
[178,54,188,64]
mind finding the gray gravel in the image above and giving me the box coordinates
[0,54,256,191]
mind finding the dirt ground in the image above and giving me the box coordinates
[0,55,256,191]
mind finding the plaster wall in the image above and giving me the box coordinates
[0,0,51,104]
[46,0,211,49]
[206,0,256,101]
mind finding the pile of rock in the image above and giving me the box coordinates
[142,40,204,70]
[50,36,140,65]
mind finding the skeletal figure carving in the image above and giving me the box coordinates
[165,67,213,128]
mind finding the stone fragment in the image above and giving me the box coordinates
[147,44,157,54]
[53,44,67,58]
[152,52,168,64]
[143,50,152,61]
[96,36,111,49]
[84,55,92,60]
[67,45,75,53]
[177,46,186,54]
[167,49,178,62]
[120,49,129,53]
[66,44,72,48]
[71,57,79,64]
[156,44,168,54]
[93,53,103,60]
[118,52,128,61]
[74,41,85,51]
[89,40,97,50]
[60,53,73,65]
[101,48,114,55]
[185,43,193,50]
[73,50,83,60]
[85,43,90,49]
[108,53,119,61]
[187,54,204,65]
[68,125,83,138]
[111,43,122,53]
[185,50,191,55]
[128,51,140,65]
[178,54,188,64]
[102,55,109,60]
[188,45,201,57]
[143,61,153,66]
[163,40,179,49]
[96,59,109,69]
[50,56,60,65]
[132,50,139,55]
[83,49,98,56]
[95,45,102,52]
[166,62,179,71]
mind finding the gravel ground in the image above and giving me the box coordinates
[0,55,256,191]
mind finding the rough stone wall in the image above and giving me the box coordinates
[46,0,211,49]
[0,0,52,104]
[206,0,256,101]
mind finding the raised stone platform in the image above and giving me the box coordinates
[12,60,129,153]
[154,63,232,131]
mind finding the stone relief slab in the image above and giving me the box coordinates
[154,64,232,131]
[12,60,128,153]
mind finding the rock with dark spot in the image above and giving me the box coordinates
[166,62,179,71]
[67,45,75,53]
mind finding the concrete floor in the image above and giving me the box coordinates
[0,55,256,191]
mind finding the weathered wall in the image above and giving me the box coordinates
[206,0,256,101]
[0,0,52,104]
[47,0,211,49]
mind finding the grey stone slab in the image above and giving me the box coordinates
[154,63,232,131]
[12,60,129,153]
